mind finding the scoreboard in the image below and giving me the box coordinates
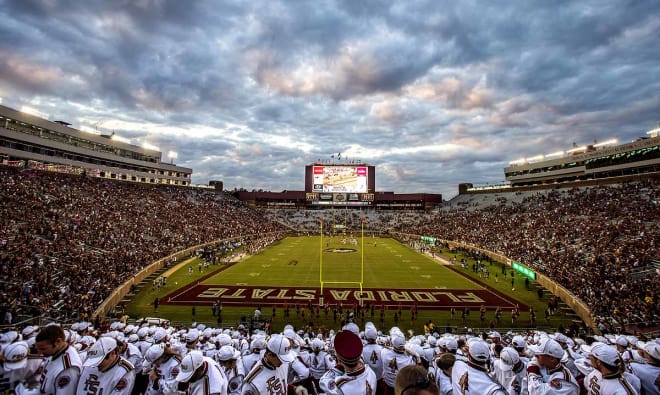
[305,163,375,206]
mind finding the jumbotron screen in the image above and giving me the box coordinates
[312,166,367,193]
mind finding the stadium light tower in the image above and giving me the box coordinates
[168,150,178,164]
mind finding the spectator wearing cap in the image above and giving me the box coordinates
[363,325,385,381]
[217,345,245,395]
[143,343,182,395]
[241,334,294,395]
[1,341,43,393]
[176,350,227,395]
[319,330,377,395]
[309,337,336,388]
[35,325,82,395]
[241,338,265,374]
[453,340,506,395]
[585,344,639,395]
[395,364,439,395]
[433,353,455,395]
[382,333,418,393]
[511,335,530,365]
[77,337,135,395]
[614,337,635,368]
[526,338,579,395]
[629,342,660,395]
[282,328,312,391]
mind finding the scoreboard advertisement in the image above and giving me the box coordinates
[312,165,368,193]
[305,164,375,206]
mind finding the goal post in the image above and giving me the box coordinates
[319,216,365,307]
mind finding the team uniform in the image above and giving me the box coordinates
[241,351,263,374]
[76,357,135,395]
[241,359,289,395]
[39,345,82,395]
[585,369,638,395]
[526,360,579,395]
[455,361,507,395]
[318,364,377,394]
[628,362,660,395]
[435,369,453,395]
[380,347,416,390]
[362,342,384,379]
[0,356,43,393]
[185,358,228,395]
[309,349,336,381]
[145,355,181,395]
[220,361,245,395]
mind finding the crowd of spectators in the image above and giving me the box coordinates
[394,180,659,333]
[2,164,657,335]
[0,166,285,324]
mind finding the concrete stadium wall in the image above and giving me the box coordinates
[93,233,282,319]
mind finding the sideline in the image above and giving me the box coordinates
[162,257,198,278]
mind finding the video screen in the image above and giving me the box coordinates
[312,166,368,193]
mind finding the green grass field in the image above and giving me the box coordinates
[200,236,475,289]
[125,236,575,333]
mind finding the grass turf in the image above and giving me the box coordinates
[124,236,575,333]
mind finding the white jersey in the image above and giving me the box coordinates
[77,357,135,395]
[123,343,144,372]
[585,370,638,395]
[504,362,527,395]
[145,355,181,395]
[136,340,153,357]
[362,343,384,379]
[318,365,377,395]
[241,359,288,395]
[241,352,263,374]
[220,361,245,395]
[1,356,43,393]
[381,348,416,387]
[494,359,516,388]
[186,358,228,395]
[526,359,579,395]
[39,345,82,395]
[456,361,507,395]
[308,350,335,380]
[435,369,453,395]
[287,355,310,385]
[629,362,660,395]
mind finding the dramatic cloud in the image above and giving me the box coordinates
[1,0,659,198]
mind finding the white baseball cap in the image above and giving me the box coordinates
[529,338,564,359]
[267,334,295,363]
[638,342,660,361]
[468,340,490,363]
[391,334,406,350]
[512,335,527,349]
[145,344,166,364]
[217,345,240,361]
[84,337,117,367]
[176,351,204,382]
[2,342,29,370]
[590,344,621,366]
[500,347,520,367]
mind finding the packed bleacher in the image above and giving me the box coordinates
[0,167,286,324]
[393,180,659,333]
[1,319,658,394]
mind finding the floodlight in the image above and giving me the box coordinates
[593,139,618,148]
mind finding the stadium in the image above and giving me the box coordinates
[1,104,658,394]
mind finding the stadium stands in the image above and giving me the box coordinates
[0,166,286,325]
[396,180,659,333]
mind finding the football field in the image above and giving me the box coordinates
[159,236,524,310]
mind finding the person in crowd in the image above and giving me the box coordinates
[176,350,228,395]
[77,337,135,395]
[35,325,82,395]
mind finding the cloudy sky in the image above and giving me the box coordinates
[1,0,659,198]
